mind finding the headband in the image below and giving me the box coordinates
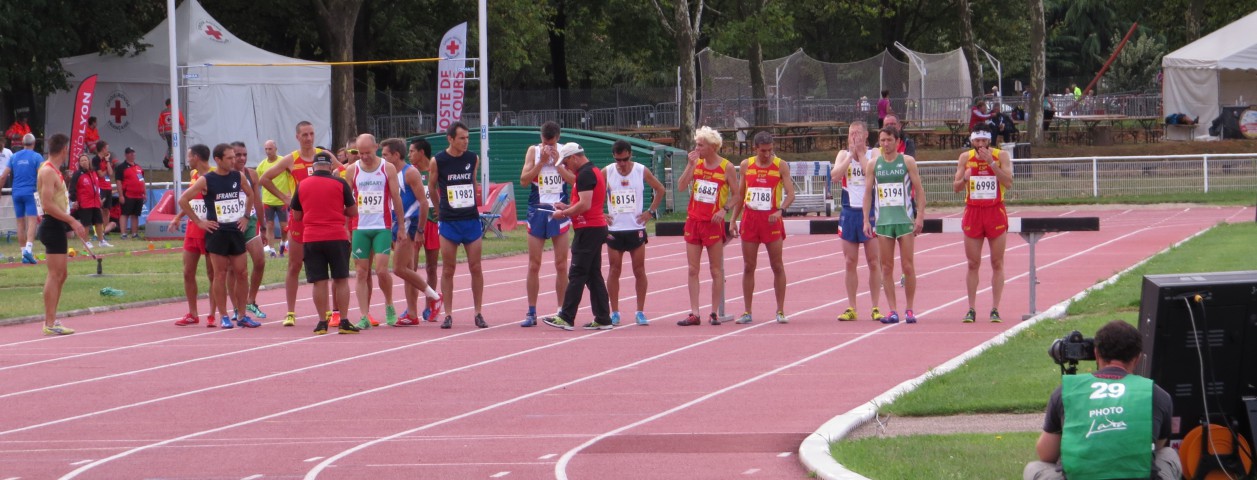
[969,131,992,141]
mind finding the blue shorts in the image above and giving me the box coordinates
[527,206,571,240]
[839,207,874,243]
[439,218,483,245]
[392,216,421,242]
[13,194,37,218]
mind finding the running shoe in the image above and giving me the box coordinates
[120,233,128,240]
[356,316,372,330]
[337,318,361,335]
[542,316,574,331]
[990,308,1002,323]
[837,307,858,321]
[610,312,621,326]
[583,321,612,330]
[904,309,917,324]
[246,303,267,319]
[238,315,261,328]
[369,314,380,327]
[735,313,753,324]
[263,245,277,257]
[440,316,453,329]
[385,305,398,326]
[220,315,235,329]
[676,314,701,326]
[394,314,421,326]
[474,314,488,328]
[282,312,296,327]
[313,320,330,335]
[709,312,722,326]
[521,312,537,327]
[428,294,444,321]
[279,243,287,257]
[963,308,976,323]
[99,238,114,248]
[84,241,95,250]
[871,307,885,322]
[880,311,900,324]
[206,315,217,328]
[21,250,36,264]
[43,321,75,336]
[175,313,199,326]
[635,312,649,326]
[776,311,789,324]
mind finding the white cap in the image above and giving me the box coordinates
[558,142,584,160]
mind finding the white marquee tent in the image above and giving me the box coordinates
[45,0,331,169]
[1162,9,1257,139]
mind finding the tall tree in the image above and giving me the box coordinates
[312,0,365,149]
[709,0,796,126]
[1027,0,1047,144]
[651,0,706,150]
[958,0,982,97]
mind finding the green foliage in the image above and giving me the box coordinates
[1104,32,1166,93]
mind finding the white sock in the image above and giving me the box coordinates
[25,242,33,251]
[425,287,439,299]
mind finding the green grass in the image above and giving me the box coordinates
[0,229,531,321]
[829,222,1257,478]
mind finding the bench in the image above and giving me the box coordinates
[785,194,828,216]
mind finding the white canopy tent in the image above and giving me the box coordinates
[45,0,331,169]
[1162,9,1257,139]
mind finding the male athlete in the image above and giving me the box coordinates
[382,137,443,326]
[172,145,220,327]
[953,125,1013,323]
[831,121,884,321]
[730,132,795,324]
[863,126,926,324]
[603,140,665,326]
[231,141,269,319]
[518,121,572,327]
[677,126,739,326]
[344,134,406,328]
[428,122,488,329]
[35,134,88,335]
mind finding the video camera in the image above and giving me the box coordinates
[1048,330,1095,375]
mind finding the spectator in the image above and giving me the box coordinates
[6,112,31,148]
[157,98,186,163]
[877,90,892,128]
[91,140,115,247]
[969,99,995,131]
[9,133,43,264]
[880,115,916,157]
[68,154,104,248]
[84,117,100,154]
[1071,83,1082,100]
[115,147,146,238]
[0,136,12,188]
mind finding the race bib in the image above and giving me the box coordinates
[877,183,906,208]
[35,192,46,217]
[307,166,314,177]
[358,191,385,214]
[847,164,865,188]
[215,198,245,223]
[189,198,207,218]
[693,179,719,204]
[745,187,774,211]
[609,189,638,215]
[537,171,563,195]
[969,175,998,200]
[447,184,475,209]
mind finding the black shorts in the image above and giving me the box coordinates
[303,240,351,283]
[76,207,103,226]
[121,197,144,216]
[606,229,648,252]
[206,230,247,256]
[99,192,113,211]
[37,215,70,255]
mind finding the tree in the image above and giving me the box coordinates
[1026,0,1047,144]
[651,0,706,151]
[958,0,982,97]
[312,0,365,149]
[1105,32,1165,93]
[708,0,796,126]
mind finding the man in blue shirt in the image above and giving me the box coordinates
[7,134,44,264]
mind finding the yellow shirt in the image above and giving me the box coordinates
[255,156,294,207]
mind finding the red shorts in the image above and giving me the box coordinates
[288,218,303,242]
[183,236,207,254]
[739,210,785,243]
[424,220,440,251]
[962,204,1009,239]
[683,217,727,247]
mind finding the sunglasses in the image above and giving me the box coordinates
[347,149,360,154]
[614,155,632,162]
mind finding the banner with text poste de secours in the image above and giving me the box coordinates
[69,74,99,163]
[436,22,468,132]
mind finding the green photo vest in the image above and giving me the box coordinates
[1060,373,1154,480]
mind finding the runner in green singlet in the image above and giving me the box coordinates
[862,125,925,324]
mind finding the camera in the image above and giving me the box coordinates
[1049,330,1095,375]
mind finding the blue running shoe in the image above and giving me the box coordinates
[22,250,36,264]
[880,311,900,324]
[521,312,537,327]
[422,307,432,321]
[238,316,261,328]
[904,309,917,324]
[221,316,235,329]
[610,312,621,326]
[635,312,648,326]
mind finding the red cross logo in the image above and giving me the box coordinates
[445,39,461,57]
[204,25,222,40]
[110,99,128,124]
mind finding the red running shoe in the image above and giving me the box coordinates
[206,315,218,328]
[174,313,199,326]
[676,314,701,326]
[428,294,444,321]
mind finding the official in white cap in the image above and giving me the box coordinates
[541,142,614,330]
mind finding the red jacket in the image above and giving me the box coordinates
[71,168,102,209]
[118,162,146,199]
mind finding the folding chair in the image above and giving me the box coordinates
[480,187,512,239]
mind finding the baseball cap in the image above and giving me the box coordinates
[313,151,335,165]
[124,147,136,154]
[558,142,584,160]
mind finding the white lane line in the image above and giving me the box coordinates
[743,468,760,474]
[303,457,323,463]
[241,475,264,480]
[68,460,92,466]
[490,472,510,478]
[776,452,792,458]
[537,454,557,460]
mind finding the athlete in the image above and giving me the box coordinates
[604,140,665,326]
[231,141,269,319]
[172,145,220,327]
[428,122,488,329]
[953,125,1013,323]
[255,139,292,256]
[35,134,87,335]
[863,125,926,324]
[730,132,795,324]
[409,139,443,322]
[518,121,572,327]
[259,121,342,326]
[831,121,884,321]
[382,137,443,326]
[343,134,405,328]
[9,133,43,264]
[179,144,259,329]
[677,126,739,326]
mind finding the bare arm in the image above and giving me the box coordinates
[519,145,541,186]
[728,159,750,224]
[952,151,970,193]
[676,151,699,191]
[642,168,666,214]
[832,150,851,181]
[1035,432,1061,463]
[778,160,796,212]
[993,150,1014,189]
[904,155,926,234]
[404,167,427,230]
[427,160,441,220]
[385,163,406,231]
[560,187,594,218]
[178,177,213,231]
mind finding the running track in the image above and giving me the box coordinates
[0,206,1247,480]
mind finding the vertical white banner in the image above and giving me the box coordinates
[436,22,468,132]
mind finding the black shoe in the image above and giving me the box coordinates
[474,314,488,328]
[337,319,361,334]
[440,316,453,329]
[709,312,721,326]
[313,320,329,335]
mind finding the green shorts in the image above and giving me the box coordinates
[244,216,259,240]
[352,228,393,259]
[875,223,915,239]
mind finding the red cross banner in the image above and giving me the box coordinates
[69,74,99,163]
[436,22,468,132]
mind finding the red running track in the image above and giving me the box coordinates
[0,206,1248,480]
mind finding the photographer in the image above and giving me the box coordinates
[1025,320,1181,480]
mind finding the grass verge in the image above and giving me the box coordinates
[831,432,1039,479]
